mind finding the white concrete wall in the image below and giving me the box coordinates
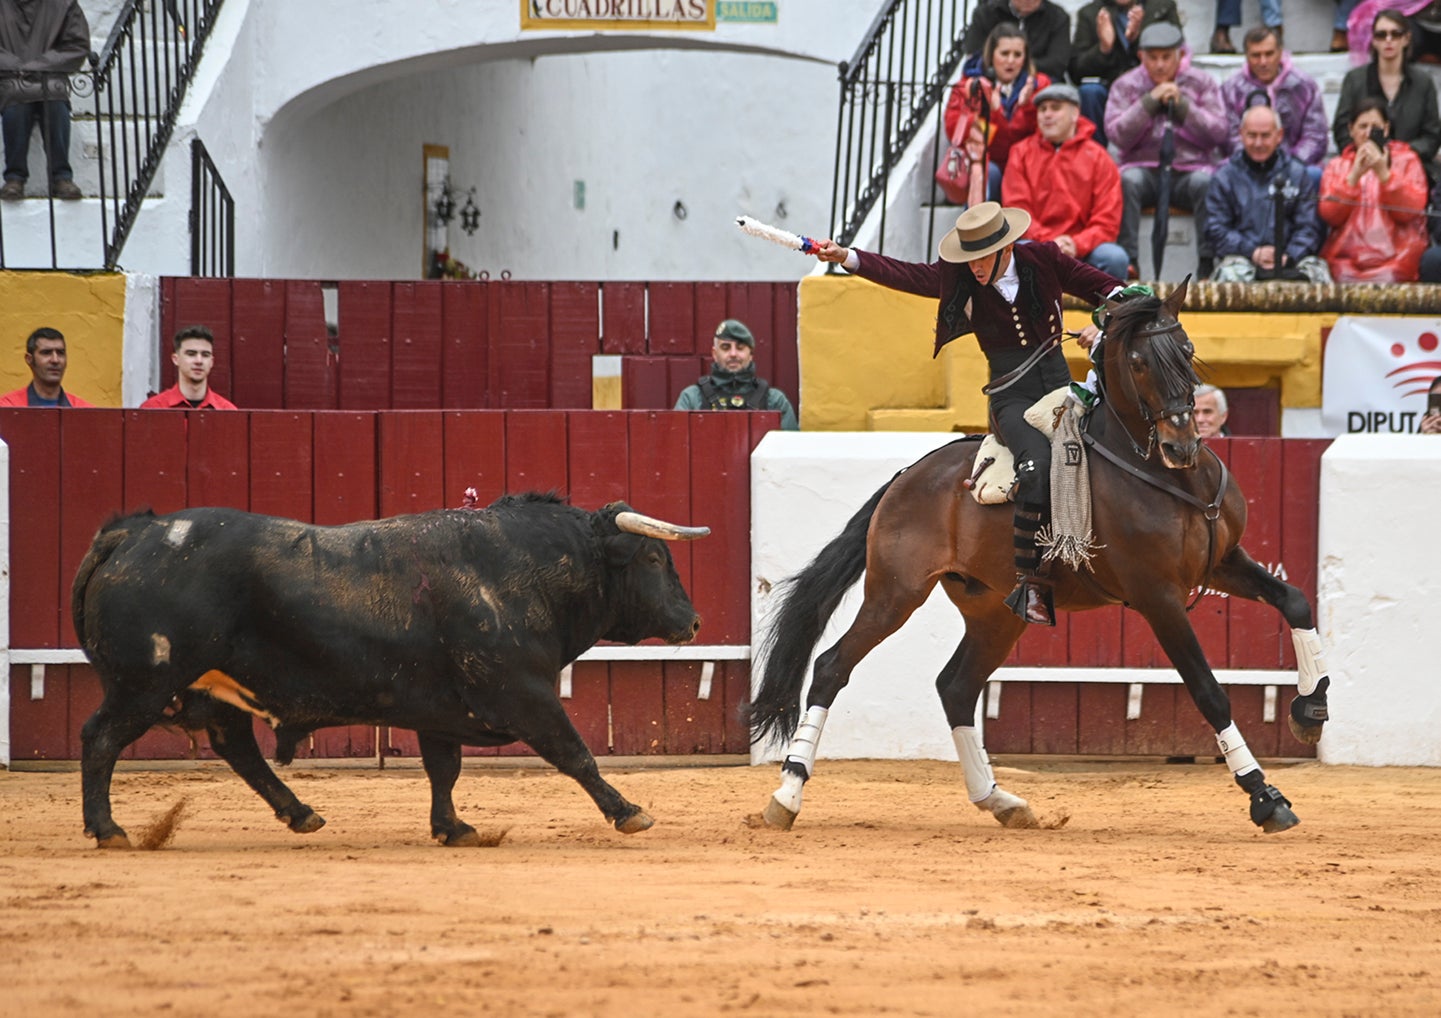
[1317,435,1441,766]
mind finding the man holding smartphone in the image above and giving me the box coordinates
[1420,376,1441,434]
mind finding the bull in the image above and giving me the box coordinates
[71,494,708,848]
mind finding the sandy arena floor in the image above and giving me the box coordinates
[2,756,1439,1017]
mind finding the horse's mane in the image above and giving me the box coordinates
[1105,294,1200,397]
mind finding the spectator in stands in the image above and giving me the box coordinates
[1068,0,1182,149]
[1319,98,1430,283]
[673,319,797,430]
[1421,172,1441,282]
[140,325,238,409]
[0,0,89,202]
[1334,0,1363,52]
[945,24,1049,203]
[961,0,1072,82]
[1194,383,1230,438]
[1332,9,1441,185]
[1419,374,1441,434]
[1107,22,1228,279]
[0,326,92,406]
[1204,106,1331,284]
[1002,82,1129,278]
[1220,27,1329,186]
[1212,0,1282,54]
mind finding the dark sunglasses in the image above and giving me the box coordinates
[1373,27,1407,40]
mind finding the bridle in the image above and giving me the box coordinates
[1093,315,1195,461]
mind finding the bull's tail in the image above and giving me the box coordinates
[747,474,899,749]
[70,511,154,650]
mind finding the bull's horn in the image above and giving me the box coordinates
[615,511,710,541]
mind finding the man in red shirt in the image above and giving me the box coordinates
[140,325,237,409]
[0,326,94,406]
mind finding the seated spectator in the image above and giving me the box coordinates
[1212,0,1282,54]
[1194,383,1230,438]
[961,0,1072,82]
[0,326,93,406]
[140,325,238,409]
[1204,106,1331,284]
[944,24,1049,204]
[1421,172,1441,282]
[1220,27,1329,186]
[1332,9,1440,185]
[1002,82,1129,278]
[1068,0,1182,149]
[1106,22,1228,278]
[1320,99,1430,283]
[1419,374,1441,434]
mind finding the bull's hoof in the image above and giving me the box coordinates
[1287,716,1324,746]
[437,825,481,847]
[284,810,326,835]
[615,810,654,834]
[96,832,134,850]
[760,796,798,831]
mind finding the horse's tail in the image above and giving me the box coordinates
[747,473,899,749]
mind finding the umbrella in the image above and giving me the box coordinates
[1150,104,1175,281]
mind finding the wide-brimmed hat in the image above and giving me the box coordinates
[938,202,1032,263]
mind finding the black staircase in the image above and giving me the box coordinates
[830,0,971,253]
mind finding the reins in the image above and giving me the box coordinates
[982,329,1078,396]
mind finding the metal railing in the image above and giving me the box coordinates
[190,138,234,275]
[830,0,970,252]
[94,0,227,269]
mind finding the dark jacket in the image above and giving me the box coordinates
[1068,0,1181,87]
[852,241,1119,397]
[961,0,1072,82]
[1332,63,1441,169]
[1203,150,1324,264]
[0,0,89,109]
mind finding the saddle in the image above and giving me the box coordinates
[965,386,1078,504]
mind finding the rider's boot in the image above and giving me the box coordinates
[1003,503,1055,626]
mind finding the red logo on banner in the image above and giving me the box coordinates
[1384,331,1441,399]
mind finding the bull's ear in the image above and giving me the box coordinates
[603,532,645,567]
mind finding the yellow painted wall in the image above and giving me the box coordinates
[0,272,126,407]
[800,273,1331,433]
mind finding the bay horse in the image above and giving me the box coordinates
[748,280,1330,834]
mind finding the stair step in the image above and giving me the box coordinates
[4,117,165,199]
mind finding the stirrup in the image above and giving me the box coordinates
[1004,577,1055,627]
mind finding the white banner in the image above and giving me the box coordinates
[1321,317,1441,435]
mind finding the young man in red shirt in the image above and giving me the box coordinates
[140,325,237,409]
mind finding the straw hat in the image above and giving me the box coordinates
[938,202,1032,264]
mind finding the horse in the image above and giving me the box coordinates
[747,280,1330,834]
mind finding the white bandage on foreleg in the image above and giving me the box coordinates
[1216,722,1260,779]
[1291,628,1328,696]
[952,726,998,802]
[783,705,828,778]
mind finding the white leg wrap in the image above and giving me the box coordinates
[773,769,806,813]
[1216,722,1260,779]
[783,705,828,779]
[951,726,998,803]
[1291,627,1329,696]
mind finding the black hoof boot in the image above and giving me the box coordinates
[1250,784,1299,834]
[1288,676,1329,745]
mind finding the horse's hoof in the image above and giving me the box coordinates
[994,804,1040,829]
[615,810,654,834]
[760,796,798,830]
[96,833,133,850]
[286,811,326,835]
[1287,716,1324,746]
[1262,805,1301,834]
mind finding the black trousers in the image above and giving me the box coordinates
[992,394,1050,508]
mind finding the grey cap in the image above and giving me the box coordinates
[1138,21,1184,49]
[1033,82,1080,106]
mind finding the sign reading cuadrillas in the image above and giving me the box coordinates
[521,0,715,30]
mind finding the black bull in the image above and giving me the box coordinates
[71,494,708,848]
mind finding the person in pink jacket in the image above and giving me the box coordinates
[1002,82,1128,278]
[1105,22,1229,277]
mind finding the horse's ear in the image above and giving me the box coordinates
[1163,276,1191,318]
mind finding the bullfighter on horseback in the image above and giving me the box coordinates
[815,202,1125,626]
